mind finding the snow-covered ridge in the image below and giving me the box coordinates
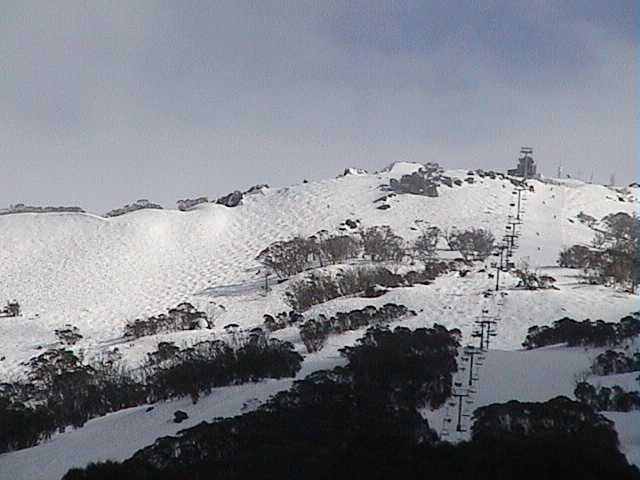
[0,164,639,479]
[0,166,637,377]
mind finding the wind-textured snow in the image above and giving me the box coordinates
[0,164,638,478]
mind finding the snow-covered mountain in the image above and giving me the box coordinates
[0,163,638,479]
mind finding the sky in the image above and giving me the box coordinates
[0,1,637,213]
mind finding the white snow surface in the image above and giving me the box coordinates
[0,165,639,478]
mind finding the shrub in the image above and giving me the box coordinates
[55,325,83,346]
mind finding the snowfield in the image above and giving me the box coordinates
[0,163,638,478]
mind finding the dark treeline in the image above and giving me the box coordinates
[64,328,638,480]
[63,325,461,479]
[146,331,302,403]
[575,381,640,412]
[522,314,640,349]
[299,303,417,353]
[0,330,301,453]
[592,350,640,376]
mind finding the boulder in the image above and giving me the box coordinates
[173,410,188,423]
[216,190,243,207]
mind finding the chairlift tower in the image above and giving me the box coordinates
[451,390,472,433]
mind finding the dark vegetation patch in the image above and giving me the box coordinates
[285,263,449,311]
[522,314,640,349]
[575,381,640,412]
[124,302,210,339]
[0,330,301,453]
[298,304,417,353]
[592,350,640,376]
[63,340,639,480]
[558,212,640,292]
[63,325,470,480]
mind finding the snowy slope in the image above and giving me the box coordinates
[0,164,639,478]
[1,165,636,376]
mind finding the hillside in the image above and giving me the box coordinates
[0,163,639,479]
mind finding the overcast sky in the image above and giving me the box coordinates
[0,1,637,213]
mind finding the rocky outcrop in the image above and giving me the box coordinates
[0,204,85,216]
[177,197,208,211]
[216,184,268,208]
[104,199,163,217]
[216,191,243,207]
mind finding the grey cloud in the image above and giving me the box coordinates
[0,1,636,212]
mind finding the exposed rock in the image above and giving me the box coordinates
[104,199,163,217]
[389,172,439,197]
[0,204,85,216]
[176,197,208,211]
[377,204,391,210]
[245,184,269,195]
[440,176,453,187]
[216,191,243,208]
[338,167,368,177]
[362,285,389,298]
[173,410,188,423]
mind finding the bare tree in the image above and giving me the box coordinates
[447,227,495,262]
[361,226,405,263]
[413,226,440,269]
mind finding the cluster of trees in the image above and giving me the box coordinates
[285,266,401,311]
[299,304,415,353]
[285,263,450,312]
[257,233,363,278]
[592,350,640,376]
[575,382,640,412]
[145,332,302,403]
[0,348,146,453]
[257,225,492,288]
[262,310,304,332]
[64,335,639,480]
[104,199,163,217]
[473,396,620,444]
[64,325,464,480]
[522,314,640,349]
[558,212,640,292]
[0,330,302,453]
[123,302,209,339]
[444,227,495,262]
[512,260,557,290]
[54,325,83,346]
